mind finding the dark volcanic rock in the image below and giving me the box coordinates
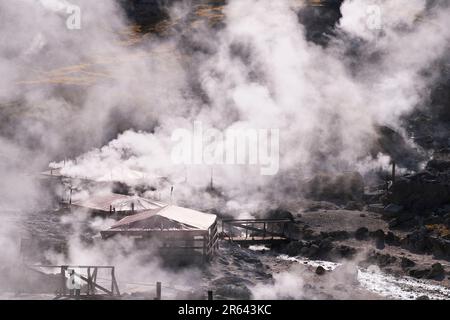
[388,172,450,212]
[427,159,450,172]
[285,241,306,257]
[409,263,445,280]
[355,227,369,240]
[409,268,429,279]
[401,228,430,253]
[370,229,386,240]
[366,251,397,267]
[370,229,386,250]
[388,213,416,229]
[212,276,253,300]
[215,283,253,300]
[400,257,416,269]
[331,245,357,259]
[385,232,401,246]
[402,228,450,260]
[264,208,294,221]
[307,244,320,258]
[428,263,445,280]
[315,266,326,275]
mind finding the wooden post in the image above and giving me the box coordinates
[392,161,396,186]
[69,269,75,296]
[251,222,255,240]
[92,267,98,293]
[207,290,213,300]
[155,282,162,300]
[60,266,66,296]
[111,267,120,296]
[203,234,207,262]
[111,267,115,295]
[263,222,266,239]
[87,267,92,295]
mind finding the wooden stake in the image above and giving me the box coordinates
[392,161,396,186]
[155,282,162,300]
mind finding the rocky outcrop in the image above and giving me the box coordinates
[401,228,450,260]
[409,263,446,281]
[388,160,450,212]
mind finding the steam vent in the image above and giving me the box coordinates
[1,0,450,309]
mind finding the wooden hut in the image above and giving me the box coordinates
[100,205,219,263]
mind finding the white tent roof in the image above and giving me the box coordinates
[157,205,217,230]
[111,205,217,231]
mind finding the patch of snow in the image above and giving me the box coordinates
[277,254,450,300]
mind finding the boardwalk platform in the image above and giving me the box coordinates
[220,218,296,246]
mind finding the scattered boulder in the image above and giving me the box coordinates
[366,251,397,267]
[428,263,445,280]
[315,266,326,275]
[318,239,334,254]
[285,241,306,257]
[371,229,386,240]
[355,227,369,240]
[430,237,450,259]
[307,244,320,258]
[416,295,430,300]
[409,263,445,280]
[370,229,386,250]
[385,232,401,246]
[401,228,430,253]
[400,257,416,269]
[332,245,357,259]
[401,228,450,259]
[409,268,429,279]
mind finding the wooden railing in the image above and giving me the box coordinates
[28,265,120,299]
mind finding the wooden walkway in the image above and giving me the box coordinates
[221,218,295,246]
